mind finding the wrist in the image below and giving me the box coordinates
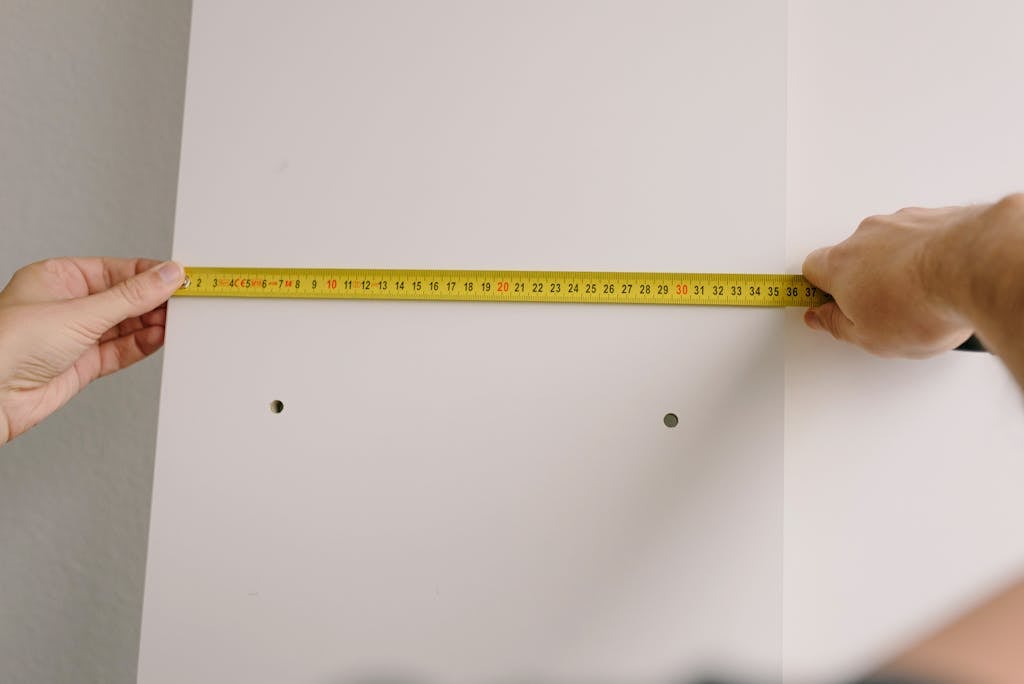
[918,207,978,324]
[924,194,1024,333]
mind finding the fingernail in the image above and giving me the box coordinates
[805,310,821,330]
[155,261,183,284]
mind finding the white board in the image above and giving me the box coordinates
[785,1,1024,680]
[140,2,787,682]
[141,2,1024,682]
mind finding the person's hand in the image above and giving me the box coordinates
[802,205,982,358]
[0,258,184,446]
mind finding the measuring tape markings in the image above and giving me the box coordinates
[172,268,996,352]
[174,268,831,308]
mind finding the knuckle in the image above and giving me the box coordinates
[822,245,843,270]
[995,192,1024,217]
[9,259,73,295]
[20,258,64,281]
[856,214,884,231]
[826,242,852,271]
[803,247,828,273]
[35,258,64,274]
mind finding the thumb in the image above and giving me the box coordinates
[79,261,184,331]
[805,301,856,342]
[802,246,834,293]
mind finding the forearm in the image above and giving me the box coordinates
[879,579,1024,684]
[925,194,1024,386]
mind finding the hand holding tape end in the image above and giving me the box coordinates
[811,287,985,353]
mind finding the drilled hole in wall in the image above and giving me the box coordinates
[663,413,678,428]
[269,400,284,414]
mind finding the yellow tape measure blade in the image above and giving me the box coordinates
[175,268,830,308]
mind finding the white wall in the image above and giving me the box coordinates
[0,2,190,683]
[140,2,787,682]
[785,2,1024,680]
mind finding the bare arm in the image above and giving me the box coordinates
[877,579,1024,684]
[803,193,1024,387]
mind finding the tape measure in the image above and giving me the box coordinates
[174,267,830,307]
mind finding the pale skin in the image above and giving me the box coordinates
[802,192,1024,386]
[0,258,185,446]
[5,197,1024,444]
[1,196,1023,682]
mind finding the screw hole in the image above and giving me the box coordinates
[663,413,678,428]
[270,400,284,414]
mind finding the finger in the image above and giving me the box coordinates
[95,306,168,344]
[805,301,856,342]
[141,307,167,327]
[95,326,166,379]
[62,257,165,295]
[801,246,834,292]
[98,314,147,344]
[74,261,184,334]
[5,258,167,304]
